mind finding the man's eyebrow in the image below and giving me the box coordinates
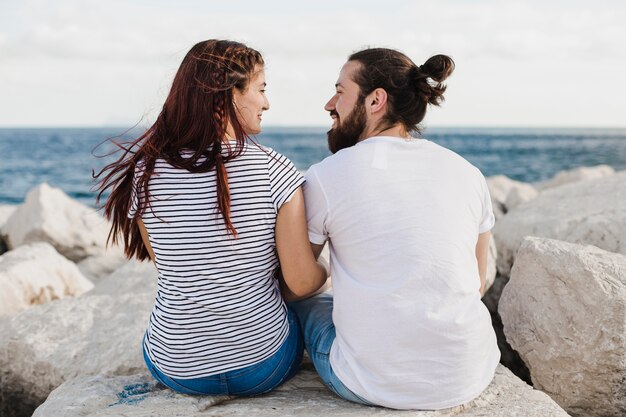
[335,82,343,88]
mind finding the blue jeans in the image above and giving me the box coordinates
[143,307,303,396]
[288,293,375,406]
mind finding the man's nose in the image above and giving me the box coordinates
[324,96,336,112]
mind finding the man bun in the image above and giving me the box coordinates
[414,54,455,106]
[419,54,455,82]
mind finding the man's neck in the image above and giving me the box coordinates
[360,123,410,141]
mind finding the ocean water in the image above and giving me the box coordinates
[0,126,625,207]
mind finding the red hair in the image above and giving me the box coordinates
[94,40,264,260]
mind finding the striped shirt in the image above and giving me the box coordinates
[128,143,304,378]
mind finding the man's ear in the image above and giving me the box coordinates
[367,88,388,115]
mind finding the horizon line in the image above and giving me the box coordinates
[1,124,626,130]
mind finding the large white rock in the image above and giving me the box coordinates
[492,171,626,277]
[32,365,569,417]
[77,246,130,284]
[0,242,93,316]
[536,165,615,191]
[0,205,16,229]
[486,175,537,220]
[89,259,156,296]
[503,184,538,212]
[0,205,17,254]
[0,261,156,417]
[0,183,111,262]
[499,237,626,417]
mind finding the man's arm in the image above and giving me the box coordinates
[476,231,491,296]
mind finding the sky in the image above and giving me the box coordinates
[0,0,625,128]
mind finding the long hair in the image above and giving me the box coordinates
[348,48,454,135]
[94,40,264,261]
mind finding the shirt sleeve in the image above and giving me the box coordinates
[127,161,145,219]
[267,150,305,212]
[477,169,495,233]
[303,165,329,245]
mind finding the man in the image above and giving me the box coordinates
[286,48,499,410]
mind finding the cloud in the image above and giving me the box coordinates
[0,0,624,127]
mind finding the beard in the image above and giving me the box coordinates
[327,100,367,154]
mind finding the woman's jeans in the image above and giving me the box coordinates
[143,307,304,396]
[288,293,374,406]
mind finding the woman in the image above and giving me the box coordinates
[95,39,327,396]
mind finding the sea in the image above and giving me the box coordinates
[1,126,625,207]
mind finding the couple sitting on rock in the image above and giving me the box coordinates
[97,39,499,410]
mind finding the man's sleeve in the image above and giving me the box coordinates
[303,166,329,245]
[477,170,495,233]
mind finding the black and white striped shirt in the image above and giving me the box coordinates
[128,144,304,378]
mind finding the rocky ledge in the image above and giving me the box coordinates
[1,164,624,416]
[33,365,568,417]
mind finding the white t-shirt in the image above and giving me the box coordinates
[303,136,499,410]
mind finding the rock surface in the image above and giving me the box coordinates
[503,184,538,211]
[33,365,569,417]
[0,205,16,255]
[77,246,131,283]
[89,259,156,296]
[0,242,93,316]
[0,261,156,417]
[486,175,536,220]
[492,171,626,277]
[0,183,111,262]
[499,237,626,417]
[536,164,615,191]
[0,205,16,230]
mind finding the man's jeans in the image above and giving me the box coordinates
[289,293,375,406]
[143,307,303,396]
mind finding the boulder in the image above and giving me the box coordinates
[0,242,93,316]
[536,165,615,191]
[0,205,17,255]
[486,175,536,220]
[503,184,538,212]
[499,237,626,417]
[77,246,130,284]
[0,261,156,417]
[0,205,16,226]
[89,259,156,296]
[492,171,626,277]
[32,365,569,417]
[0,183,111,262]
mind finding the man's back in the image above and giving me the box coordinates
[304,136,500,409]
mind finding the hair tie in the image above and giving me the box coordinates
[410,65,427,83]
[409,65,420,79]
